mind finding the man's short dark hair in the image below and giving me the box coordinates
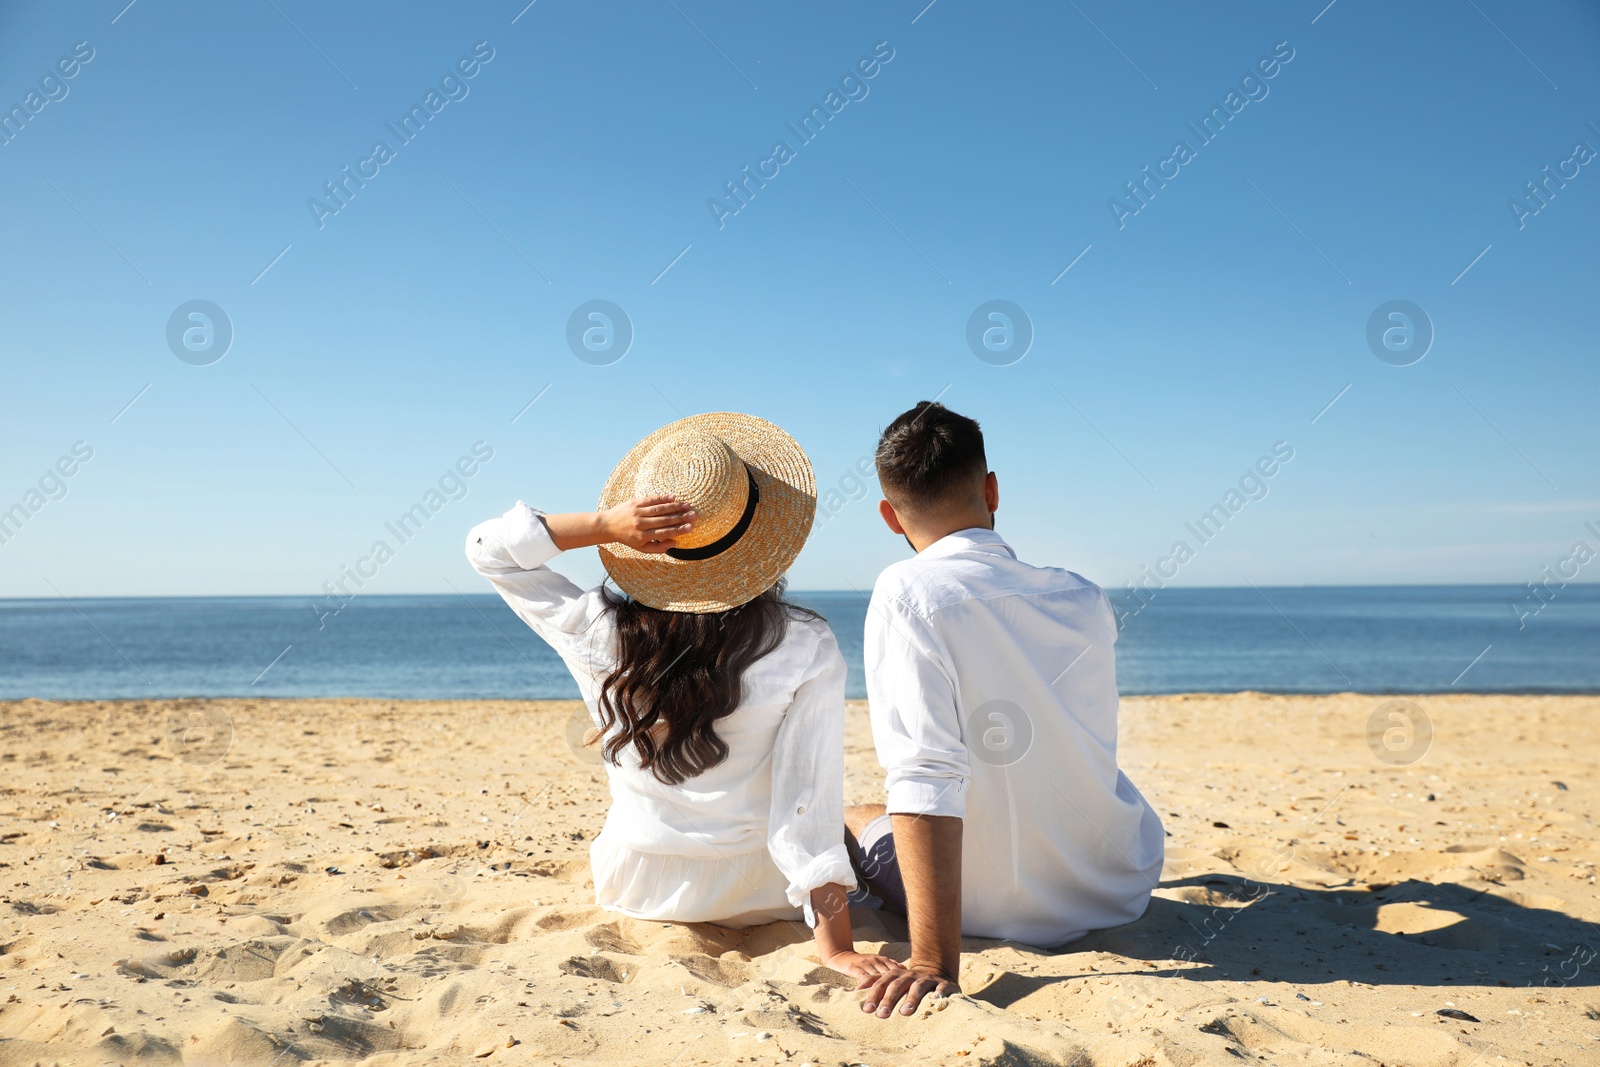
[875,401,987,509]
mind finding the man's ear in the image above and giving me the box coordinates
[878,498,906,535]
[983,471,999,513]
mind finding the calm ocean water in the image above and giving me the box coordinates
[1,586,1597,700]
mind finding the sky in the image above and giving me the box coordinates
[1,0,1597,600]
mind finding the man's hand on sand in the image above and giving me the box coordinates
[603,495,695,552]
[857,964,959,1018]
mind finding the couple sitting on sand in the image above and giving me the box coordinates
[466,402,1164,1018]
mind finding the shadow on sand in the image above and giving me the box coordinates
[961,872,1598,1010]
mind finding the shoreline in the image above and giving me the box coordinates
[3,694,1595,1064]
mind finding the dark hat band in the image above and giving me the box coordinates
[664,466,759,562]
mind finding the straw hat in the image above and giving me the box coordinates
[598,412,816,613]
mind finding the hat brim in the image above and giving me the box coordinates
[597,412,816,613]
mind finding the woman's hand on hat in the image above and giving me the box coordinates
[602,495,696,553]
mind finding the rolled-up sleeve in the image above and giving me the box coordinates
[865,591,968,820]
[766,622,857,921]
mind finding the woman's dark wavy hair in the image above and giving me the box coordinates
[595,580,818,786]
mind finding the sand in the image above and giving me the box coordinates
[1,693,1597,1066]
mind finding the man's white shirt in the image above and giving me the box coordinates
[865,527,1165,946]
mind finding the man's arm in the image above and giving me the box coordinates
[861,591,968,1017]
[859,812,963,1016]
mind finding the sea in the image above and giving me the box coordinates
[1,585,1597,701]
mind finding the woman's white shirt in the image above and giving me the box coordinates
[465,502,856,926]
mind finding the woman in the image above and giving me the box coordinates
[465,412,896,980]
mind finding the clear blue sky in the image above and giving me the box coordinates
[2,0,1597,599]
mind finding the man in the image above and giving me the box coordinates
[850,401,1165,1019]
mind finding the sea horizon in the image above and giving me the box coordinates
[5,580,1597,601]
[3,584,1596,701]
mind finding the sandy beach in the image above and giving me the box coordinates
[2,693,1596,1066]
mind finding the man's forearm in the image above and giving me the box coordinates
[891,812,962,978]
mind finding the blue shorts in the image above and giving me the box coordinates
[846,813,907,915]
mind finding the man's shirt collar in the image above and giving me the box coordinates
[919,526,1016,560]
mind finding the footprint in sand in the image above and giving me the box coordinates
[582,920,642,954]
[558,953,633,982]
[670,952,755,988]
